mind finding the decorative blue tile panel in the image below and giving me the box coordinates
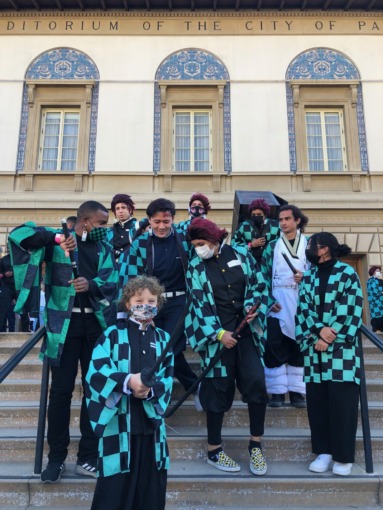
[154,48,231,174]
[16,48,99,173]
[285,48,368,172]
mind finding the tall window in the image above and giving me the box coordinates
[305,109,346,172]
[39,110,80,171]
[173,110,211,172]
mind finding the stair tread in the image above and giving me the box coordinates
[1,425,382,439]
[0,460,381,480]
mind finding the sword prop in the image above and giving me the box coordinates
[281,251,298,275]
[165,300,260,418]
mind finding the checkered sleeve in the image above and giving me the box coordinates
[367,277,383,319]
[144,329,174,418]
[85,327,128,438]
[327,267,363,343]
[231,222,251,247]
[295,272,325,352]
[185,263,223,352]
[88,242,118,314]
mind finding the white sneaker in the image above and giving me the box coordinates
[333,462,353,476]
[309,454,332,473]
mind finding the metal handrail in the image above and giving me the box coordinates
[0,326,49,474]
[0,326,46,383]
[361,324,383,352]
[0,322,381,476]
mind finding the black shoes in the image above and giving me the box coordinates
[289,391,306,408]
[40,461,66,483]
[268,394,285,407]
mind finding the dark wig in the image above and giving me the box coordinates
[248,198,270,217]
[309,232,351,259]
[189,193,211,212]
[111,194,135,214]
[187,218,227,244]
[369,265,381,276]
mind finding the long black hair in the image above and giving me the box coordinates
[309,232,351,258]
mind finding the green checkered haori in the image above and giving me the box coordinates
[184,244,272,378]
[118,229,190,292]
[9,222,118,365]
[367,276,383,320]
[85,323,174,477]
[231,218,280,249]
[295,261,364,384]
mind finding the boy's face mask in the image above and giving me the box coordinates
[89,227,108,242]
[130,304,158,324]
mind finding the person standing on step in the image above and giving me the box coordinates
[107,193,139,263]
[366,265,383,333]
[185,218,270,475]
[119,198,201,410]
[296,233,363,477]
[176,192,211,235]
[231,198,280,269]
[0,252,16,332]
[86,276,173,510]
[8,201,118,483]
[262,204,310,408]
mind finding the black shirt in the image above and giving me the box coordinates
[112,217,137,258]
[204,244,246,330]
[128,320,156,435]
[152,233,186,292]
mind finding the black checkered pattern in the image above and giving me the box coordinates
[295,261,364,384]
[9,222,118,364]
[367,276,383,320]
[184,244,271,377]
[86,322,174,477]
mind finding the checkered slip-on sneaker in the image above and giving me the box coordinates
[74,460,97,478]
[207,450,241,472]
[249,447,267,476]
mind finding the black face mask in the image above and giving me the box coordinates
[305,248,320,265]
[190,206,205,218]
[251,215,264,226]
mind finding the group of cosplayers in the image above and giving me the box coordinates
[6,191,365,510]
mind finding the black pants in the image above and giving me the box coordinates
[264,317,304,368]
[371,317,383,332]
[200,329,268,445]
[306,380,359,463]
[155,294,197,391]
[47,313,101,463]
[91,434,167,510]
[0,285,15,332]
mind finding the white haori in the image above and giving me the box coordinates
[269,232,308,340]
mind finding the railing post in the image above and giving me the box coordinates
[358,330,374,474]
[34,355,50,474]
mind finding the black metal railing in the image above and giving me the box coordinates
[0,326,49,474]
[359,324,383,474]
[0,322,382,477]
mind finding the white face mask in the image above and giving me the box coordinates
[375,271,382,279]
[195,244,215,260]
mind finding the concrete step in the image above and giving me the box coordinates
[1,399,383,429]
[0,426,382,464]
[0,461,381,508]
